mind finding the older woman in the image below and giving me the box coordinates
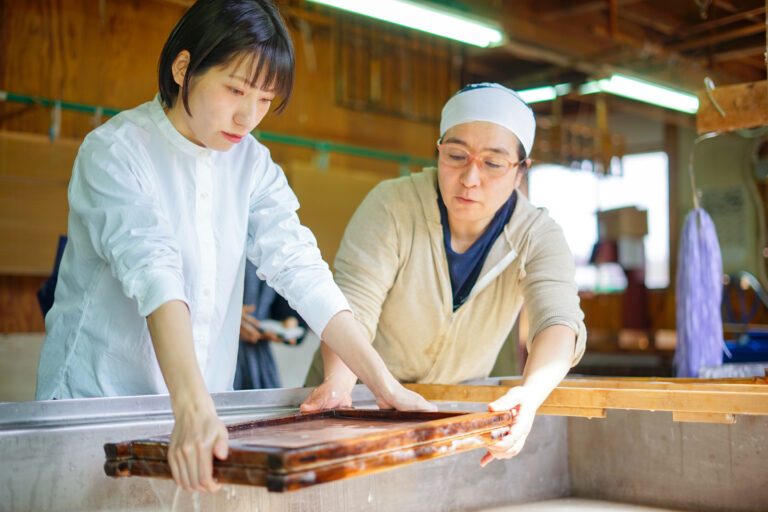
[303,83,587,465]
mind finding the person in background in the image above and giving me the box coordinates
[36,0,433,494]
[302,83,587,466]
[234,260,307,389]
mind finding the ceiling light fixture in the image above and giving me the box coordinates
[579,75,699,114]
[517,86,557,104]
[518,84,573,104]
[306,0,504,48]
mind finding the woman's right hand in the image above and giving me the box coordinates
[168,400,229,492]
[147,300,229,493]
[301,372,436,413]
[375,381,437,412]
[300,375,354,412]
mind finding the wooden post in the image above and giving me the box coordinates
[666,123,679,290]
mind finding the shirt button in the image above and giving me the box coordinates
[200,192,209,200]
[203,288,211,297]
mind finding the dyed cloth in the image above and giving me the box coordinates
[675,209,726,377]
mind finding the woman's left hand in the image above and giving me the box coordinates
[239,305,263,343]
[480,386,537,467]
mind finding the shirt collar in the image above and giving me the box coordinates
[148,93,212,159]
[414,167,527,256]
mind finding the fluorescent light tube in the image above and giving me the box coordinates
[306,0,504,47]
[517,83,572,104]
[580,75,699,114]
[518,86,557,104]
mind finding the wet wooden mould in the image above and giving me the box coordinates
[103,408,512,492]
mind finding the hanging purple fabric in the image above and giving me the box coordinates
[674,208,726,377]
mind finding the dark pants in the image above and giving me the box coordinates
[234,339,281,389]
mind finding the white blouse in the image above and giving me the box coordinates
[36,96,349,399]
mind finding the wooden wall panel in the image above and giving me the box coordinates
[0,0,445,332]
[0,131,77,274]
[0,1,441,159]
[0,276,46,332]
[0,0,181,137]
[286,162,391,265]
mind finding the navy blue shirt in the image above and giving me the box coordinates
[438,190,517,310]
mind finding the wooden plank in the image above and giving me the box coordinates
[590,376,764,383]
[404,383,508,404]
[538,387,768,415]
[537,406,607,418]
[672,411,736,424]
[0,181,69,275]
[0,131,76,274]
[696,80,768,133]
[0,130,79,181]
[501,378,768,393]
[405,383,768,416]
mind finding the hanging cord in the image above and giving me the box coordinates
[49,100,61,142]
[688,132,720,210]
[694,0,712,19]
[704,77,726,117]
[91,105,103,129]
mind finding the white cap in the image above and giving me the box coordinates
[440,83,536,157]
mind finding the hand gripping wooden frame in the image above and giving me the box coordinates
[104,408,512,492]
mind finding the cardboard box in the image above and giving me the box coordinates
[597,206,648,240]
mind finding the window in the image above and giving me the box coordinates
[528,152,669,290]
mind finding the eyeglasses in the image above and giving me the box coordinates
[436,141,523,177]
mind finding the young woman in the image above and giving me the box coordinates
[36,0,433,493]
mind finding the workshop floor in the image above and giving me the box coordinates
[477,498,684,511]
[0,331,320,402]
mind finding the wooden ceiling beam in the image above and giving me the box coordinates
[712,0,765,23]
[711,44,767,62]
[670,22,766,52]
[617,8,679,36]
[150,0,192,6]
[487,39,610,78]
[539,0,644,22]
[740,56,768,69]
[608,0,619,37]
[679,7,766,38]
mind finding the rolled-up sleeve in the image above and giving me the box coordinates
[520,217,587,366]
[245,159,350,336]
[69,140,187,317]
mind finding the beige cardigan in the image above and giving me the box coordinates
[311,167,586,385]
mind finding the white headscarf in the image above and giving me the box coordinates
[440,82,536,157]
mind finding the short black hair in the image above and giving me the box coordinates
[158,0,294,115]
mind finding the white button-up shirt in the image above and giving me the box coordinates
[36,96,350,399]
